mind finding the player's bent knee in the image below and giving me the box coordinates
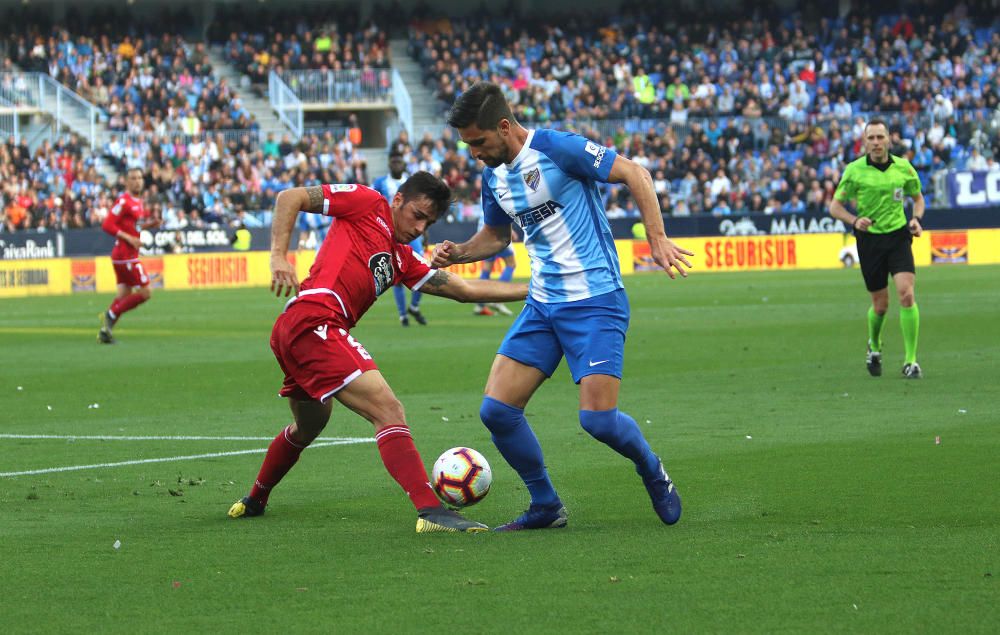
[480,396,522,434]
[579,409,618,443]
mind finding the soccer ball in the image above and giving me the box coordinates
[431,447,492,508]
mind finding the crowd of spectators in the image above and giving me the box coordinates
[4,10,261,139]
[1,134,111,232]
[3,2,1000,233]
[404,2,1000,218]
[211,5,391,92]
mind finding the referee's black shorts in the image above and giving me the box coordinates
[855,226,915,292]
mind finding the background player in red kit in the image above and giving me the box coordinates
[228,172,528,533]
[98,168,159,343]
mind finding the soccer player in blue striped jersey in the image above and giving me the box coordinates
[373,153,428,326]
[433,82,694,530]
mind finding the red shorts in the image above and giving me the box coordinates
[270,303,378,402]
[112,260,150,287]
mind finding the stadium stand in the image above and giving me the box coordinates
[2,1,999,232]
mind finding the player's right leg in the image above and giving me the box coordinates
[484,312,566,530]
[866,288,889,377]
[487,254,516,316]
[475,257,496,315]
[858,236,890,376]
[100,262,151,342]
[228,398,331,518]
[98,284,129,343]
[392,285,409,326]
[334,370,487,533]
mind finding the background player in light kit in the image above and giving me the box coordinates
[373,153,428,326]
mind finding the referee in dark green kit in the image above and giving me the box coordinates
[830,118,925,379]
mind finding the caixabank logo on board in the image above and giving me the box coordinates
[930,232,968,264]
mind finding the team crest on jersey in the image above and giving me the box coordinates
[893,187,904,201]
[369,252,394,296]
[522,168,540,192]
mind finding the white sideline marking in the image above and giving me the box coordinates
[0,438,373,478]
[0,434,373,442]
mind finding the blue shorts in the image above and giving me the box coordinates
[497,289,629,383]
[486,245,515,261]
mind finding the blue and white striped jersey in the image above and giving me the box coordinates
[482,128,622,303]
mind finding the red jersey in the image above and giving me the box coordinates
[102,192,144,261]
[291,184,434,329]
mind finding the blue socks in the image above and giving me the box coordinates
[499,265,514,282]
[579,408,659,479]
[480,396,559,506]
[393,286,421,315]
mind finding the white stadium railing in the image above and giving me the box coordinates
[269,70,303,139]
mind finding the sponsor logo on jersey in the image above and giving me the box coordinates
[329,184,357,192]
[514,200,563,228]
[369,252,394,295]
[522,168,540,192]
[376,216,392,237]
[584,141,606,168]
[314,324,329,340]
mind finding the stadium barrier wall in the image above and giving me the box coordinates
[2,230,997,298]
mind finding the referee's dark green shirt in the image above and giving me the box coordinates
[834,154,922,234]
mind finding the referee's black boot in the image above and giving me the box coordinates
[866,346,882,377]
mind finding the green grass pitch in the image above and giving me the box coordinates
[1,266,998,633]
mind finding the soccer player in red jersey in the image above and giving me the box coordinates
[98,168,159,343]
[228,172,527,533]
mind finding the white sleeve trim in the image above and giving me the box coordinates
[409,269,436,292]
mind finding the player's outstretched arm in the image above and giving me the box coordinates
[418,269,528,303]
[431,224,512,268]
[608,155,693,279]
[270,186,324,297]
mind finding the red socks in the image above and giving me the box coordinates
[247,423,440,511]
[375,425,441,510]
[249,425,307,505]
[109,293,148,320]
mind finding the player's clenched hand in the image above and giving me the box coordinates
[908,217,922,237]
[650,236,694,279]
[270,253,299,297]
[431,240,458,268]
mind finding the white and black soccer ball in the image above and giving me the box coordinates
[431,447,492,508]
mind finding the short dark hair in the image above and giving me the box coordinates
[126,167,144,177]
[446,81,515,130]
[397,171,452,217]
[864,118,890,134]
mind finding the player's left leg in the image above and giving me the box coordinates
[229,398,333,518]
[335,370,486,532]
[406,290,427,325]
[894,271,921,378]
[561,290,681,525]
